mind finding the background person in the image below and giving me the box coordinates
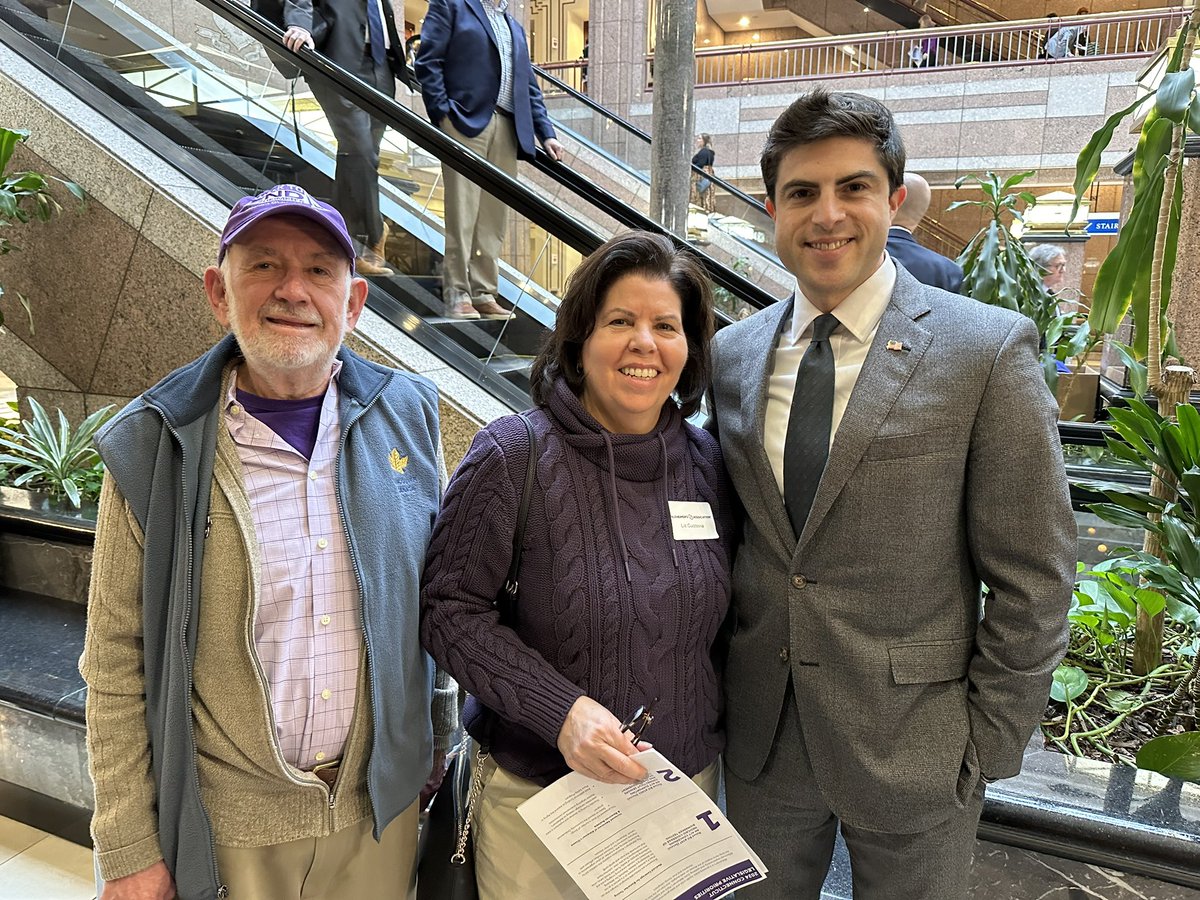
[1046,9,1090,57]
[414,0,565,320]
[887,172,963,293]
[281,0,405,275]
[709,90,1075,899]
[692,133,717,213]
[82,184,457,900]
[909,13,939,67]
[1028,242,1080,316]
[421,231,736,900]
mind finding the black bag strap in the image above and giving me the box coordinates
[496,412,536,627]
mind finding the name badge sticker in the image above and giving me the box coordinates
[668,501,719,541]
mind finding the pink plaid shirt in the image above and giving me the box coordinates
[225,363,362,770]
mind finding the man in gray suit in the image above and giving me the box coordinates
[709,90,1075,898]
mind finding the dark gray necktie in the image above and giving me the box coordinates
[784,312,839,539]
[366,0,386,66]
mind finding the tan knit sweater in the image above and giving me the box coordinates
[83,415,457,881]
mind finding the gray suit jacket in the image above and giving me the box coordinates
[710,266,1074,834]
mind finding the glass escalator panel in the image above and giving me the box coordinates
[534,65,791,302]
[0,0,693,409]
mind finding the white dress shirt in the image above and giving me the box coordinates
[764,256,897,496]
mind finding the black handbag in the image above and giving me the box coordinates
[416,413,537,900]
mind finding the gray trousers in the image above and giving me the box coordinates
[725,685,984,900]
[307,52,395,247]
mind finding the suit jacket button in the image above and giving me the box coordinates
[791,574,807,589]
[779,646,790,663]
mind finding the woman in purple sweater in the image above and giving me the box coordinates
[420,231,736,898]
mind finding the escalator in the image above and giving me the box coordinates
[0,0,1145,463]
[0,0,775,412]
[532,65,792,306]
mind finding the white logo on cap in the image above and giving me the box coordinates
[245,184,323,211]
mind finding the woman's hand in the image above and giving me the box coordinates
[557,696,648,784]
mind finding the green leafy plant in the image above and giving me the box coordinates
[0,397,114,508]
[1068,11,1199,678]
[1046,397,1200,775]
[952,170,1097,392]
[0,126,86,331]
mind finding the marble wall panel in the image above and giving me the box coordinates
[16,388,86,425]
[0,535,92,605]
[0,146,140,393]
[0,708,92,810]
[88,237,222,397]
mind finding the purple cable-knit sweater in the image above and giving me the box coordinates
[420,377,736,785]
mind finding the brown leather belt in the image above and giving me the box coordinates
[310,759,341,789]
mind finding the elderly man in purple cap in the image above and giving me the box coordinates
[81,184,458,900]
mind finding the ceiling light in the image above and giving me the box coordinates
[738,16,750,26]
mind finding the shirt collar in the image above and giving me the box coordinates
[223,359,344,412]
[786,255,896,346]
[482,0,509,14]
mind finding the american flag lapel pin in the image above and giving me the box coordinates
[886,339,905,352]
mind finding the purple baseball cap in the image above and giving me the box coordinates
[218,184,356,270]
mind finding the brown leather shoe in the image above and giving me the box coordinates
[356,248,394,276]
[356,225,394,276]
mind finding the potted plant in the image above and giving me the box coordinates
[0,126,85,331]
[952,170,1100,414]
[0,397,113,510]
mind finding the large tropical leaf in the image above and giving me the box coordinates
[1071,94,1146,220]
[1136,733,1200,782]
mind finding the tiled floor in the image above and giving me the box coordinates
[0,816,94,900]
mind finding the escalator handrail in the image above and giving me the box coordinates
[188,0,779,310]
[533,63,771,215]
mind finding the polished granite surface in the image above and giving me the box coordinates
[0,588,86,722]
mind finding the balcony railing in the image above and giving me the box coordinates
[672,8,1188,88]
[535,9,1186,95]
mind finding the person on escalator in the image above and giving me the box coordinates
[421,231,736,899]
[691,133,717,213]
[280,0,403,276]
[413,0,565,320]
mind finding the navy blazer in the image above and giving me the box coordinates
[414,0,556,161]
[887,227,964,294]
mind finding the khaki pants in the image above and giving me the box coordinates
[213,801,418,900]
[439,114,519,303]
[474,757,721,900]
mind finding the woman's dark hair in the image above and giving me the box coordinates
[529,231,715,418]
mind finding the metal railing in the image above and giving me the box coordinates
[660,8,1188,88]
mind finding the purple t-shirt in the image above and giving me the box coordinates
[236,389,324,458]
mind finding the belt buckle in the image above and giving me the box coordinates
[310,758,341,788]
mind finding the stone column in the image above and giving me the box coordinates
[648,0,697,238]
[588,0,650,120]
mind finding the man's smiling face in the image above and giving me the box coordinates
[767,136,906,312]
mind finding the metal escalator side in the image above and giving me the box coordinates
[533,63,789,306]
[0,0,775,411]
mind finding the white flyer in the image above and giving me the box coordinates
[516,750,768,900]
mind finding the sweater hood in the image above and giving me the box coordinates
[545,375,686,483]
[546,376,687,581]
